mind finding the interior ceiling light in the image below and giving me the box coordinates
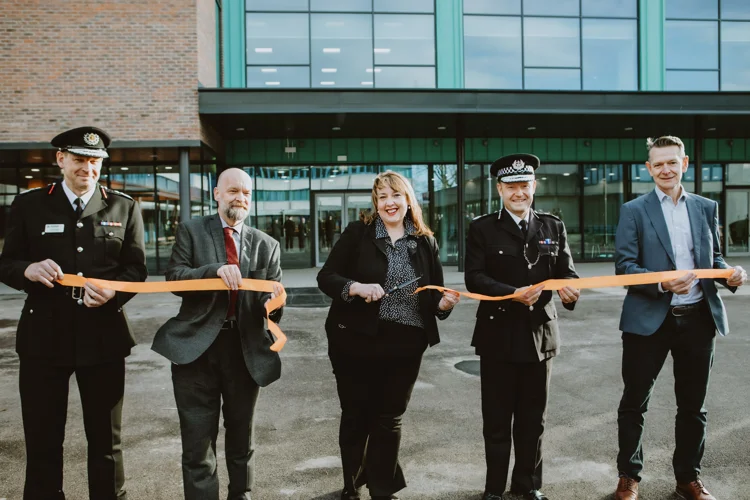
[437,126,447,130]
[321,68,337,73]
[332,126,341,131]
[374,48,391,54]
[527,126,536,131]
[31,168,40,172]
[361,81,373,85]
[261,68,277,73]
[624,126,633,131]
[236,127,245,131]
[366,68,382,73]
[707,127,717,131]
[254,48,272,53]
[323,48,341,53]
[320,81,336,85]
[265,81,281,86]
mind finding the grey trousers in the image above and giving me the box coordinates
[172,328,260,500]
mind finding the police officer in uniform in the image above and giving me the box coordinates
[465,154,580,500]
[0,127,147,500]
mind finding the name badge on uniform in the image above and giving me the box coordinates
[44,224,65,234]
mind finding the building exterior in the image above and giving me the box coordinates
[2,0,749,273]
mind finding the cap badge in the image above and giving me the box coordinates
[83,133,100,146]
[512,159,526,170]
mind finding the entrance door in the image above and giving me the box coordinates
[314,191,371,266]
[726,189,750,256]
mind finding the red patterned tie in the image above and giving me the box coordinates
[223,227,239,318]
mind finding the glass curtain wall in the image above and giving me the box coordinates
[246,1,436,88]
[432,164,459,264]
[463,0,638,90]
[534,164,582,259]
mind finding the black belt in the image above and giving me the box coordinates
[69,286,84,301]
[669,300,705,317]
[221,319,237,330]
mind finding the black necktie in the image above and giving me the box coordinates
[519,219,528,239]
[75,198,83,219]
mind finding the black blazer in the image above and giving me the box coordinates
[317,220,448,350]
[465,209,578,360]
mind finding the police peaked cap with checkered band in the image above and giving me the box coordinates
[51,126,110,159]
[490,153,540,183]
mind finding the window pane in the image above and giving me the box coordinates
[524,18,580,68]
[665,70,718,90]
[727,164,750,185]
[534,165,581,260]
[464,0,520,15]
[523,0,579,16]
[432,164,458,264]
[311,14,372,87]
[247,66,310,87]
[665,20,718,69]
[464,16,522,89]
[374,14,435,65]
[582,0,636,17]
[247,13,310,64]
[582,19,637,90]
[525,68,580,89]
[246,0,309,11]
[374,0,434,13]
[721,22,750,90]
[463,165,487,237]
[722,0,750,20]
[666,0,718,19]
[583,165,623,260]
[375,66,435,88]
[311,0,372,11]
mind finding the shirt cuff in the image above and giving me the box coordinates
[658,282,664,293]
[341,280,356,302]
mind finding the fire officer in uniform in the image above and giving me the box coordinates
[0,126,147,500]
[465,154,580,500]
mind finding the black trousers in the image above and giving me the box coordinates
[171,327,260,500]
[285,234,294,250]
[19,356,126,500]
[617,302,716,483]
[480,357,552,494]
[329,322,426,497]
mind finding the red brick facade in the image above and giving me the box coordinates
[0,0,219,151]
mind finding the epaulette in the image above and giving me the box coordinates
[537,211,562,221]
[18,185,48,196]
[473,212,498,221]
[103,187,134,201]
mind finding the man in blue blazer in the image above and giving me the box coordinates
[613,136,746,500]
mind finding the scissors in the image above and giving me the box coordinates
[385,275,422,295]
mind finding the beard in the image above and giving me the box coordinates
[224,205,249,222]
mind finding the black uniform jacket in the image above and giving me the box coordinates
[317,220,447,350]
[0,182,147,366]
[465,209,578,360]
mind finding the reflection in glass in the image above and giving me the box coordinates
[311,14,373,88]
[464,0,520,15]
[246,0,309,11]
[701,164,723,248]
[665,20,718,70]
[374,0,434,13]
[629,164,695,199]
[523,0,579,16]
[0,167,18,195]
[665,70,718,90]
[726,190,750,254]
[524,18,580,68]
[721,22,750,91]
[727,163,750,185]
[534,165,581,259]
[433,164,458,264]
[246,13,310,65]
[311,165,378,191]
[464,16,522,89]
[0,196,13,253]
[374,14,435,65]
[311,0,372,11]
[247,66,310,88]
[525,68,581,90]
[463,164,486,238]
[582,0,636,18]
[316,193,342,266]
[384,165,430,222]
[583,165,623,260]
[582,19,637,90]
[722,0,750,19]
[666,0,718,19]
[375,66,435,88]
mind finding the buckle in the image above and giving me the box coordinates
[670,303,699,317]
[71,286,84,301]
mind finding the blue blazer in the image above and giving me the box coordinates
[615,189,736,336]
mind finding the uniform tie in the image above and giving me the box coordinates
[223,227,239,318]
[75,198,83,219]
[519,219,528,240]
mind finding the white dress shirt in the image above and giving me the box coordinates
[61,181,96,212]
[501,208,531,233]
[654,186,704,305]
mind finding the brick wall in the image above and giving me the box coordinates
[0,0,218,150]
[197,0,218,89]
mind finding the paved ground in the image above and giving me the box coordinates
[1,267,750,499]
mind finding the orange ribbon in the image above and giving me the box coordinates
[416,269,734,301]
[57,275,288,352]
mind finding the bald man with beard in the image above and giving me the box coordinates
[153,168,285,500]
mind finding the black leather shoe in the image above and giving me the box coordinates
[371,496,398,500]
[522,491,548,500]
[340,489,360,500]
[482,492,504,500]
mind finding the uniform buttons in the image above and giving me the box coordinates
[77,247,83,253]
[529,305,534,311]
[76,222,83,228]
[41,231,46,235]
[77,299,83,306]
[498,250,504,254]
[489,315,494,320]
[29,309,33,314]
[117,308,122,313]
[108,232,114,237]
[77,272,83,277]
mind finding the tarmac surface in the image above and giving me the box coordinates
[1,271,749,500]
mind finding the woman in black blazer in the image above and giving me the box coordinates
[317,170,460,500]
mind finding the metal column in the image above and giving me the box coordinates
[456,136,466,272]
[179,147,191,222]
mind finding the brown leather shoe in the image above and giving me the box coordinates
[615,476,638,500]
[675,479,716,500]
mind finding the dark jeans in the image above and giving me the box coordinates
[329,323,425,497]
[480,357,552,494]
[617,302,716,483]
[19,357,126,500]
[172,328,260,500]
